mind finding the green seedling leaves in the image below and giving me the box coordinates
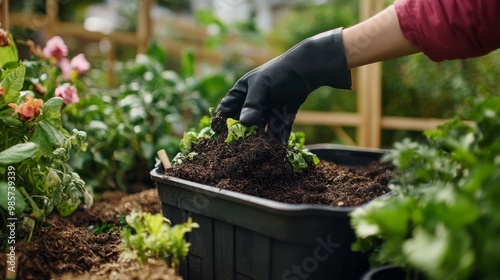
[225,118,257,143]
[120,211,199,268]
[286,131,320,173]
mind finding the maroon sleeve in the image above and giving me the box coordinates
[394,0,500,62]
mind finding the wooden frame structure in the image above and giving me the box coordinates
[1,0,449,148]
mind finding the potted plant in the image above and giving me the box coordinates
[351,97,500,280]
[151,114,393,280]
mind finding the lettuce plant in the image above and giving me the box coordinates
[120,210,199,269]
[351,97,500,279]
[0,34,91,246]
[286,131,320,173]
[224,118,257,143]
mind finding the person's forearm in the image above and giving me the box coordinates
[342,5,421,68]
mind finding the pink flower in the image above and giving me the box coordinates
[58,54,90,80]
[58,57,72,80]
[70,54,90,75]
[55,83,80,105]
[43,36,68,59]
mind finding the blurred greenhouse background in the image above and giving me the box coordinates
[3,0,500,192]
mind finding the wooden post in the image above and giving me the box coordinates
[0,0,9,30]
[137,0,154,54]
[46,0,59,40]
[356,0,384,148]
[106,40,117,88]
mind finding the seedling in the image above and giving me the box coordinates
[119,210,199,269]
[172,116,215,166]
[224,118,257,143]
[286,132,320,173]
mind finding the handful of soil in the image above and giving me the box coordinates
[164,114,393,207]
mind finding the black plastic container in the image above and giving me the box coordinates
[151,144,387,280]
[361,265,407,280]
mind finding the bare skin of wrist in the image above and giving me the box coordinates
[342,5,421,69]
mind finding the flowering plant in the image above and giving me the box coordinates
[0,29,91,246]
[23,35,89,105]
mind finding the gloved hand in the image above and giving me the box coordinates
[216,27,352,143]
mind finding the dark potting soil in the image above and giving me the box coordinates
[165,115,393,207]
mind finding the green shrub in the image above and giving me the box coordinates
[351,96,500,279]
[0,34,91,247]
[63,42,233,192]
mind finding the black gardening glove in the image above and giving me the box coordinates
[216,27,352,143]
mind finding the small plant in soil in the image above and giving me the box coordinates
[120,210,199,269]
[166,113,393,207]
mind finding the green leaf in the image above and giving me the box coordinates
[0,109,22,127]
[146,40,166,64]
[39,97,64,126]
[0,63,25,108]
[286,132,320,172]
[0,142,39,165]
[0,182,27,215]
[30,120,66,157]
[0,33,19,68]
[180,50,195,78]
[179,131,198,155]
[225,118,257,143]
[286,150,308,173]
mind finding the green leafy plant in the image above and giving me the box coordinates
[351,97,500,279]
[224,118,257,143]
[172,115,215,166]
[0,33,91,246]
[287,131,320,173]
[62,42,228,191]
[120,210,199,269]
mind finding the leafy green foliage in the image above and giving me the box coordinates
[286,132,320,173]
[351,97,500,279]
[224,118,257,143]
[120,210,199,268]
[172,115,214,166]
[1,42,91,246]
[62,44,230,191]
[0,33,18,68]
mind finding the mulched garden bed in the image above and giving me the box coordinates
[0,189,180,280]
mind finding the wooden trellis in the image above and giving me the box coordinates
[1,0,449,148]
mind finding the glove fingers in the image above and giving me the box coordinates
[267,105,298,144]
[216,78,249,119]
[239,75,270,127]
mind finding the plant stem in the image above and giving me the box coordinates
[18,186,43,220]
